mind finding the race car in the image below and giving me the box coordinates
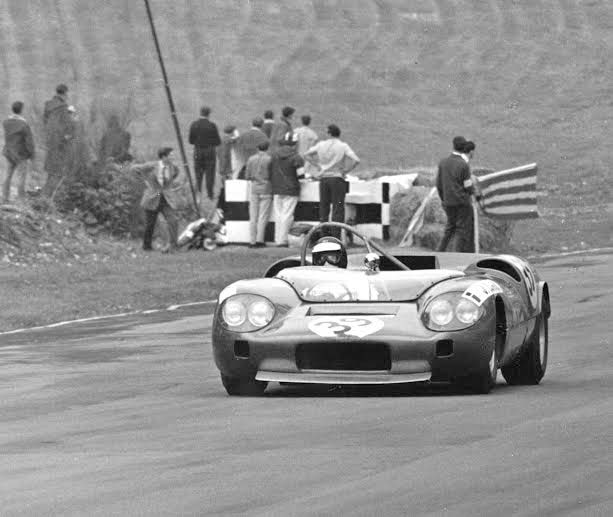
[212,222,550,395]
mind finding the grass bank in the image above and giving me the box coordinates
[0,245,291,332]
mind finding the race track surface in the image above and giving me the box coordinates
[1,252,613,516]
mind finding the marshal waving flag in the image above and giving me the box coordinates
[476,163,539,219]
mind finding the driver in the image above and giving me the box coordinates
[311,236,348,268]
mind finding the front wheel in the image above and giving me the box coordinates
[221,374,268,396]
[501,312,548,385]
[456,345,497,394]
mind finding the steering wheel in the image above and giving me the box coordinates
[299,222,410,271]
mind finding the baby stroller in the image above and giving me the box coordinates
[177,209,228,251]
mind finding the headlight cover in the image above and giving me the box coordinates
[220,294,275,332]
[422,292,485,331]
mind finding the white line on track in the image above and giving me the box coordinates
[2,246,612,337]
[0,300,216,336]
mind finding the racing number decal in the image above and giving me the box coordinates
[462,280,503,307]
[308,316,384,338]
[522,265,537,309]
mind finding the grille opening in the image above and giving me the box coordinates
[436,339,454,357]
[234,340,250,358]
[296,342,391,371]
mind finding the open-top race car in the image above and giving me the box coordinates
[212,222,550,395]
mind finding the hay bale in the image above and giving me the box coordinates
[389,173,515,252]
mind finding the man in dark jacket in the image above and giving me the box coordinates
[436,136,476,252]
[262,110,275,138]
[42,84,74,197]
[270,131,304,247]
[188,106,221,200]
[2,101,35,202]
[269,106,294,154]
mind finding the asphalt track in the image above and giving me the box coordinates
[1,252,613,516]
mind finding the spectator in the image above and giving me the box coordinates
[262,110,275,138]
[237,116,268,176]
[130,147,184,252]
[435,136,476,253]
[293,114,319,178]
[2,101,35,202]
[270,131,304,247]
[99,114,131,164]
[217,124,238,211]
[42,83,74,197]
[188,106,221,200]
[245,141,273,248]
[65,105,92,181]
[304,124,360,239]
[269,106,294,153]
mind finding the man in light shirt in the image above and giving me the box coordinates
[304,124,360,238]
[293,114,318,178]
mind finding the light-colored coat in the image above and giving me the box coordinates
[130,160,184,211]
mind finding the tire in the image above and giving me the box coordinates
[221,374,268,396]
[501,311,548,385]
[456,344,497,394]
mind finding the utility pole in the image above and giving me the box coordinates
[143,0,199,215]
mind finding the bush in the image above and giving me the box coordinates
[55,162,145,236]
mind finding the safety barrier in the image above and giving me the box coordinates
[222,179,400,243]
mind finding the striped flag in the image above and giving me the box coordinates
[476,163,539,219]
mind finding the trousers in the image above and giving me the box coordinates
[319,177,347,239]
[437,203,474,252]
[194,147,217,199]
[2,158,29,202]
[249,192,272,244]
[273,194,298,245]
[143,195,179,250]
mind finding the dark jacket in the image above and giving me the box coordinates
[270,145,304,196]
[436,153,472,206]
[2,116,35,163]
[262,119,274,138]
[43,95,74,174]
[188,118,221,151]
[269,117,292,153]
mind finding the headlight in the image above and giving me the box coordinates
[220,294,275,331]
[248,299,275,327]
[422,292,485,331]
[222,299,246,326]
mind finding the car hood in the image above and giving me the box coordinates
[275,266,464,302]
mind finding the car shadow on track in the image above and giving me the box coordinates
[262,382,515,398]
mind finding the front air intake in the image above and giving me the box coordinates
[296,342,391,370]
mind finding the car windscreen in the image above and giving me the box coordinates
[276,267,462,302]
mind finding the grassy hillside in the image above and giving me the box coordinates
[1,0,611,253]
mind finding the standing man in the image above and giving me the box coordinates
[42,84,74,197]
[262,110,275,139]
[435,136,476,253]
[304,124,360,239]
[131,147,184,252]
[188,106,221,200]
[269,106,294,153]
[237,116,268,176]
[293,114,318,178]
[270,131,304,247]
[245,141,273,248]
[2,101,35,202]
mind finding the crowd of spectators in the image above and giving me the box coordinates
[187,104,361,248]
[1,88,365,252]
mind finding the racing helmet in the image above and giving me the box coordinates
[311,236,348,268]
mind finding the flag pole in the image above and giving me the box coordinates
[143,0,199,216]
[473,198,480,253]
